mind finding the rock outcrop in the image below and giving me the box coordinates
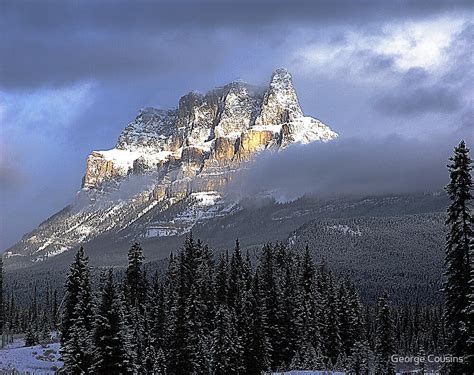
[83,68,337,189]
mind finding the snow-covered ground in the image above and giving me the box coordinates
[0,340,63,374]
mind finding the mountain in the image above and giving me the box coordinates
[3,69,338,269]
[4,192,449,305]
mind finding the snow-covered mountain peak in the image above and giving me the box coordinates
[255,68,303,125]
[269,68,293,88]
[4,69,338,265]
[85,69,337,189]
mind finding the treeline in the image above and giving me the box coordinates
[1,283,59,345]
[0,259,61,346]
[290,212,446,305]
[59,238,444,374]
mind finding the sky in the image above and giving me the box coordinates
[0,0,473,250]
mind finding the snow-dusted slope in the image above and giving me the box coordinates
[4,69,338,267]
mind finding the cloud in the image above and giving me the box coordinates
[295,15,467,82]
[374,86,461,116]
[1,83,95,134]
[1,0,471,90]
[370,20,473,118]
[226,135,473,202]
[3,0,469,32]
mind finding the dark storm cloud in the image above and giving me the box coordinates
[3,0,470,31]
[375,86,461,116]
[0,30,226,89]
[1,0,472,90]
[226,135,473,201]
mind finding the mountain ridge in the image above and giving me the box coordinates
[4,69,338,267]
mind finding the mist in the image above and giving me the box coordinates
[226,135,473,202]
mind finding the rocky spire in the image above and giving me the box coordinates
[254,68,303,125]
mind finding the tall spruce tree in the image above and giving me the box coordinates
[228,239,245,310]
[168,251,192,373]
[210,304,243,375]
[280,254,299,364]
[129,304,146,373]
[259,243,284,368]
[215,253,229,307]
[60,247,94,374]
[125,242,147,308]
[444,140,473,373]
[195,242,215,335]
[92,270,132,374]
[149,276,166,352]
[325,276,342,362]
[339,279,364,356]
[294,245,317,354]
[374,292,395,375]
[241,273,271,374]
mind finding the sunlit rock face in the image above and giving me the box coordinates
[83,68,337,189]
[4,69,338,265]
[255,68,304,125]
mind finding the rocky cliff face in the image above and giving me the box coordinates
[83,69,336,189]
[4,69,338,267]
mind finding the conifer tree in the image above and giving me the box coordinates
[52,289,59,330]
[195,241,215,335]
[228,239,245,310]
[444,140,473,372]
[325,276,342,362]
[62,304,92,373]
[298,342,325,370]
[163,251,178,355]
[125,242,147,308]
[259,243,284,368]
[349,340,371,375]
[60,247,93,374]
[129,304,146,373]
[168,251,192,373]
[185,283,209,373]
[61,247,91,343]
[280,255,299,363]
[149,276,166,352]
[210,304,243,375]
[314,261,330,353]
[294,246,319,356]
[241,273,271,374]
[215,253,229,306]
[338,279,363,357]
[92,270,131,374]
[24,324,37,346]
[374,292,395,375]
